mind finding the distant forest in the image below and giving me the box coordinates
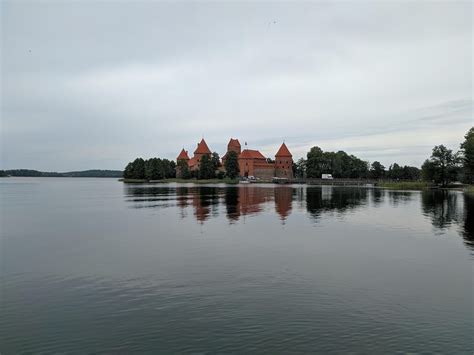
[0,169,123,178]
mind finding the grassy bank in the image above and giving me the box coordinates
[120,178,240,184]
[377,181,432,190]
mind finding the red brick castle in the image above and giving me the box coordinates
[177,138,293,179]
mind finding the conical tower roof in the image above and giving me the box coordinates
[194,138,212,155]
[275,142,292,157]
[177,148,190,160]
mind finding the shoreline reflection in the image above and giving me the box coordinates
[124,184,473,247]
[421,190,474,250]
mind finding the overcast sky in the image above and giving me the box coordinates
[1,1,472,171]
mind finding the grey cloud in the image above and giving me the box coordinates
[1,1,472,171]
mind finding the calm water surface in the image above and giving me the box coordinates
[1,178,473,353]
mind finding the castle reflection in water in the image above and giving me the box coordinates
[124,184,473,250]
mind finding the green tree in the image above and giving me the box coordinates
[401,166,420,180]
[306,146,369,179]
[370,161,385,180]
[123,158,146,179]
[422,145,461,186]
[134,158,146,179]
[177,159,191,179]
[460,127,474,184]
[198,154,215,179]
[145,158,163,180]
[387,163,402,180]
[348,155,369,178]
[332,151,347,178]
[211,152,221,171]
[421,159,436,182]
[168,160,176,178]
[224,151,240,179]
[125,157,176,180]
[387,163,420,180]
[161,159,176,178]
[124,162,134,179]
[295,158,306,178]
[321,151,335,174]
[306,146,324,178]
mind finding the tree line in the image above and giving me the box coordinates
[294,147,420,180]
[421,127,473,186]
[0,169,123,178]
[124,158,176,180]
[122,126,474,185]
[124,151,241,181]
[294,126,474,186]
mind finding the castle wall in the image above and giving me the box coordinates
[253,167,275,179]
[275,157,294,178]
[239,158,274,179]
[275,167,293,178]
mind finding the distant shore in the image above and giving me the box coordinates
[0,169,123,178]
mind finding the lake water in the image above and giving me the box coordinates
[1,178,472,353]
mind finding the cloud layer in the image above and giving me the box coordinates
[1,1,472,170]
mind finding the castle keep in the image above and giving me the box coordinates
[177,138,293,179]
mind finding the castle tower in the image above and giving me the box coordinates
[176,148,190,178]
[190,138,212,171]
[274,142,294,178]
[176,148,190,163]
[222,138,241,166]
[227,138,241,155]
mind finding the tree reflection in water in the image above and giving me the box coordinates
[421,191,463,229]
[123,184,474,249]
[306,186,368,221]
[388,191,413,206]
[123,185,175,209]
[224,187,239,223]
[463,195,474,250]
[421,190,473,250]
[371,188,385,207]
